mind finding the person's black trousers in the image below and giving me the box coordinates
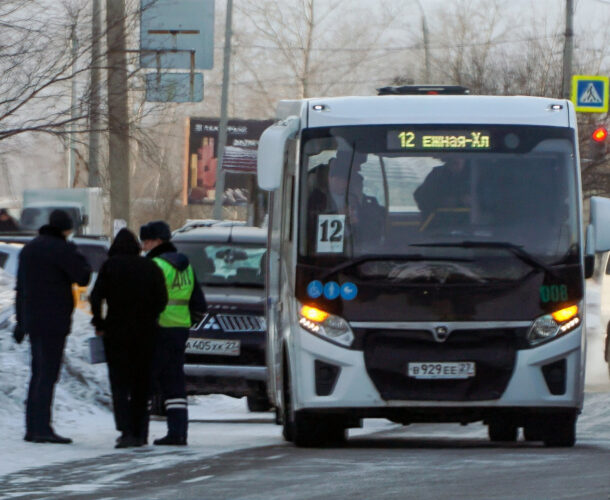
[153,327,189,439]
[104,334,155,442]
[26,333,67,436]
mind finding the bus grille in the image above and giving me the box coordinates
[363,328,519,401]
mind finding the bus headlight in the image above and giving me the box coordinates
[527,305,580,346]
[298,304,354,347]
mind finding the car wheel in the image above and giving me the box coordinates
[247,393,272,412]
[543,412,576,447]
[488,419,518,442]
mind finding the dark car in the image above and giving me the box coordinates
[172,224,270,411]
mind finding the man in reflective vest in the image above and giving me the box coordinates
[140,220,206,445]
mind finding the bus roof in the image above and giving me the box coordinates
[275,95,575,129]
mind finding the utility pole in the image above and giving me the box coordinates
[68,25,78,188]
[106,0,130,226]
[561,0,574,99]
[88,0,102,188]
[212,0,233,220]
[414,0,430,83]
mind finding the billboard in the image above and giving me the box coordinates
[185,118,273,205]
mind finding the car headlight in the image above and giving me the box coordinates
[298,303,354,347]
[527,305,580,346]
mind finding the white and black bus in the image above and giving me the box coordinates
[257,87,610,447]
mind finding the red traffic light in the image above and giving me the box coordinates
[593,127,608,142]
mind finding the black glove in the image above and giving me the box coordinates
[13,325,26,344]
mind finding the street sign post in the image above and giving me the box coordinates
[140,0,215,70]
[571,75,609,113]
[146,73,203,102]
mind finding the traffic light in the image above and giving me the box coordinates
[592,126,608,161]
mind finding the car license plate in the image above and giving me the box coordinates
[186,338,241,356]
[407,362,475,379]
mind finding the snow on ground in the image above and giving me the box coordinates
[0,269,608,481]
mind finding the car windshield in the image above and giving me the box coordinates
[299,125,579,283]
[174,242,266,287]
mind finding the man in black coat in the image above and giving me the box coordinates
[14,209,91,443]
[90,228,168,448]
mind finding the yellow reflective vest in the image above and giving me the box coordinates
[153,257,195,328]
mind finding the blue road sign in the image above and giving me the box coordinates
[572,75,609,113]
[141,0,215,70]
[307,280,324,299]
[323,281,340,300]
[340,282,358,300]
[145,73,203,102]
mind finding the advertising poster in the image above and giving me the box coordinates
[185,118,273,205]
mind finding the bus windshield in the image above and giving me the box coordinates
[299,125,579,282]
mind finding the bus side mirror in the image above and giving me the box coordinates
[589,196,610,252]
[257,116,300,191]
[584,254,594,279]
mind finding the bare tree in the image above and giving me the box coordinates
[232,0,400,116]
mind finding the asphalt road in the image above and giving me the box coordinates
[2,412,608,500]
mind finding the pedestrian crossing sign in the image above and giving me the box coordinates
[572,75,609,113]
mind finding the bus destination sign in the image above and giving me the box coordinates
[387,130,491,151]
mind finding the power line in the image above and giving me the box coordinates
[231,34,562,53]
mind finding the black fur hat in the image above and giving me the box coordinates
[139,220,171,241]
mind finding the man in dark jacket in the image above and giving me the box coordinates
[90,228,168,448]
[140,220,206,446]
[15,209,91,443]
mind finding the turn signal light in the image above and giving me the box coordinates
[300,305,329,322]
[551,305,578,323]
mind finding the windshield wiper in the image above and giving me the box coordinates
[320,253,473,281]
[410,241,558,277]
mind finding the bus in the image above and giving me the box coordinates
[256,87,610,447]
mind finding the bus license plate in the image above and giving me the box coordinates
[186,339,240,356]
[407,362,475,379]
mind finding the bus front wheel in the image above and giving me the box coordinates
[282,360,346,447]
[487,419,518,442]
[543,412,576,447]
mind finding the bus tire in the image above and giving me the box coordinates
[488,419,518,442]
[523,424,543,442]
[282,356,294,442]
[292,412,347,448]
[543,412,576,447]
[282,355,346,447]
[605,326,610,379]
